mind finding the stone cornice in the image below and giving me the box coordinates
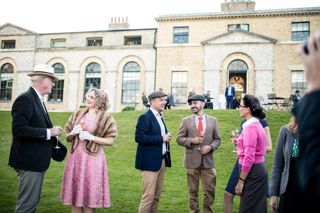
[156,7,320,22]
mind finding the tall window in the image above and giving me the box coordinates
[173,27,189,44]
[228,24,249,31]
[84,62,101,101]
[171,71,187,104]
[291,70,306,94]
[0,63,14,100]
[48,63,64,102]
[1,40,16,49]
[291,22,309,41]
[121,62,140,104]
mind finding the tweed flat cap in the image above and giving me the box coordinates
[148,91,167,101]
[188,94,205,104]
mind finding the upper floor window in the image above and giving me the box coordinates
[291,22,309,41]
[291,70,306,95]
[51,39,66,48]
[84,62,101,101]
[171,71,187,104]
[48,63,65,102]
[228,24,249,31]
[0,63,14,100]
[173,27,189,44]
[1,40,16,49]
[124,36,141,45]
[122,62,140,104]
[87,37,103,47]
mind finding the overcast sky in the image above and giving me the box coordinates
[1,0,319,33]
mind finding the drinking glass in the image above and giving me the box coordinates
[230,129,239,152]
[54,135,60,149]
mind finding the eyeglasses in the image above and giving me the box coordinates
[239,105,247,108]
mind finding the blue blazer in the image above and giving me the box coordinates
[135,110,171,171]
[9,87,54,172]
[225,86,235,97]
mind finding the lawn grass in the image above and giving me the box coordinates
[0,109,291,213]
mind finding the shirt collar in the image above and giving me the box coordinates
[194,113,206,120]
[242,117,259,129]
[32,86,44,102]
[150,107,163,117]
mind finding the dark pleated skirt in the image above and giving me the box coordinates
[239,163,268,213]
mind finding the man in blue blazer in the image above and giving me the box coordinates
[135,90,172,213]
[8,64,63,213]
[225,83,236,109]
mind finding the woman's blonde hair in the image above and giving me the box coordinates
[288,116,298,135]
[86,88,110,111]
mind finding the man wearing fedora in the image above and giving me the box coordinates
[9,64,63,213]
[177,94,221,213]
[135,91,172,213]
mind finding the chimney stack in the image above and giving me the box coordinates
[108,16,130,30]
[221,0,256,12]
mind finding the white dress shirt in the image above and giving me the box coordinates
[150,107,166,154]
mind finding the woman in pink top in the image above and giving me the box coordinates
[235,94,268,213]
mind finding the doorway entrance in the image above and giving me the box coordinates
[227,60,248,106]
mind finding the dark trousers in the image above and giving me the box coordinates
[226,96,234,109]
[15,170,45,213]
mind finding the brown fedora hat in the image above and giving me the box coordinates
[27,64,59,82]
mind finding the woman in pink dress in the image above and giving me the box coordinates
[61,88,117,212]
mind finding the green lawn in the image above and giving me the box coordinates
[0,109,291,213]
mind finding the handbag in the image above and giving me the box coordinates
[51,138,67,162]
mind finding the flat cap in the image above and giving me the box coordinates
[188,94,205,104]
[148,91,167,101]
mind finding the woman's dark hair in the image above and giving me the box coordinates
[242,94,266,119]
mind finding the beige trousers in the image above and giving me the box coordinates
[139,160,166,213]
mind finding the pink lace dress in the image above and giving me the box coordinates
[60,115,110,208]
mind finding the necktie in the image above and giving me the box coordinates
[198,116,203,137]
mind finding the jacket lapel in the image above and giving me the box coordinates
[30,87,53,127]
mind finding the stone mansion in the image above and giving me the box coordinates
[1,0,319,112]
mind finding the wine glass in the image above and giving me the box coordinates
[230,129,239,152]
[166,132,171,152]
[54,127,62,149]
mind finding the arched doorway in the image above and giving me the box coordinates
[227,59,248,103]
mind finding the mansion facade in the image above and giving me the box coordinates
[1,0,320,112]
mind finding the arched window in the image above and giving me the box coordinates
[122,62,140,103]
[48,63,65,102]
[228,60,248,72]
[84,62,101,101]
[0,63,14,101]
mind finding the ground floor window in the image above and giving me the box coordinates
[171,71,187,104]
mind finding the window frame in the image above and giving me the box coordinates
[124,36,142,45]
[51,39,66,48]
[228,24,249,32]
[173,26,189,44]
[86,37,103,47]
[291,70,307,95]
[121,62,140,104]
[171,71,188,104]
[1,40,16,49]
[0,63,14,101]
[291,22,310,41]
[48,63,65,103]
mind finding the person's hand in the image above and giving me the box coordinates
[299,31,320,91]
[51,126,62,137]
[79,131,95,141]
[70,125,82,135]
[235,180,244,196]
[199,145,213,154]
[163,133,172,142]
[269,196,278,213]
[191,137,204,145]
